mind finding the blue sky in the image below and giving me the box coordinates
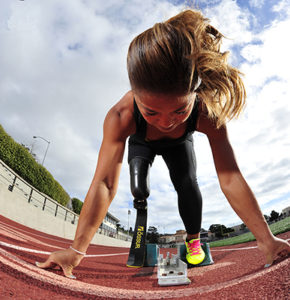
[0,0,289,234]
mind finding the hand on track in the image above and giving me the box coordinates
[258,236,290,268]
[35,248,84,279]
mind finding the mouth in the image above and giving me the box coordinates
[158,125,175,132]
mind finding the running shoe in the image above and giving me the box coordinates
[185,238,205,265]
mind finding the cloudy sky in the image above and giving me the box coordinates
[1,0,289,234]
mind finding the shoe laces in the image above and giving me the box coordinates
[187,239,202,255]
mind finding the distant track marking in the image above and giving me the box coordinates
[0,241,128,257]
[210,238,290,251]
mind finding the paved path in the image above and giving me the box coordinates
[0,215,289,299]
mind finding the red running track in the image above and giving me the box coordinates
[0,214,289,299]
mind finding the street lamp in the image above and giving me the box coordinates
[128,209,131,239]
[33,136,50,166]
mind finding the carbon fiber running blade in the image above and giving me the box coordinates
[126,208,147,268]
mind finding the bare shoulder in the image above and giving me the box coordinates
[103,91,136,141]
[196,99,228,141]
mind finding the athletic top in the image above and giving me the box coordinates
[129,97,199,148]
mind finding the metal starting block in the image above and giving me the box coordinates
[143,242,214,286]
[157,252,191,286]
[177,242,214,268]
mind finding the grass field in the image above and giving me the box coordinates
[209,216,290,248]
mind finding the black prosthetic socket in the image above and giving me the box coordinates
[129,157,150,210]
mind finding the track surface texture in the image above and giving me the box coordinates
[0,215,289,299]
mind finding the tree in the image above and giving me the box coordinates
[263,215,270,223]
[269,210,279,222]
[146,226,159,244]
[71,197,83,214]
[240,223,247,231]
[209,224,227,238]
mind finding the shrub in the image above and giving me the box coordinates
[0,124,70,206]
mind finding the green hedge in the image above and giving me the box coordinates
[0,124,70,207]
[71,197,83,215]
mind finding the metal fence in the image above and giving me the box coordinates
[0,159,79,224]
[0,159,131,242]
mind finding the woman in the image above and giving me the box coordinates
[36,9,289,278]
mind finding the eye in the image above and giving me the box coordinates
[175,110,187,115]
[144,111,157,116]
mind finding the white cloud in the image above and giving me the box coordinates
[249,0,265,9]
[1,0,289,235]
[203,0,253,46]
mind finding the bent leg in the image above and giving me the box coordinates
[162,137,202,235]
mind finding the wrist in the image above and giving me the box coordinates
[69,246,86,256]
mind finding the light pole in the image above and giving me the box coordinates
[33,136,50,166]
[128,209,131,239]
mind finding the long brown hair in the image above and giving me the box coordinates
[127,9,246,128]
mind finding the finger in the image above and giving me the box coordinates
[61,265,77,279]
[35,258,57,269]
[264,253,273,268]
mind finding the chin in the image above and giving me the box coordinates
[158,126,175,132]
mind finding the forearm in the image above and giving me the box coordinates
[220,173,273,242]
[71,181,115,253]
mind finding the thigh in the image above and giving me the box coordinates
[161,137,197,189]
[128,137,156,165]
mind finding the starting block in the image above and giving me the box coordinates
[144,243,158,267]
[144,242,214,268]
[143,242,214,286]
[177,242,214,268]
[157,252,190,286]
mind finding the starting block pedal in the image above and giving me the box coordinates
[144,244,158,267]
[157,252,191,286]
[177,242,214,268]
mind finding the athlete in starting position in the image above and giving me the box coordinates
[37,9,290,278]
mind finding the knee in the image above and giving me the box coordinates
[129,157,150,200]
[173,175,199,194]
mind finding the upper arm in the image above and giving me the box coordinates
[92,105,133,195]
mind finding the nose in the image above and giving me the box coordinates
[157,115,174,129]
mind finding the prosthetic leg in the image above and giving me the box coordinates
[126,157,150,268]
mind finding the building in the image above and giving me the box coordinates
[159,234,176,244]
[282,206,290,218]
[99,212,120,238]
[200,229,209,242]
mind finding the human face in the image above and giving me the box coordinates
[134,91,196,133]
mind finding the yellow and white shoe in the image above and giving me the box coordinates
[185,238,205,265]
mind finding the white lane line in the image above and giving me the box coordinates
[0,220,70,245]
[210,238,290,251]
[0,241,128,257]
[86,253,128,258]
[0,241,52,255]
[211,246,257,251]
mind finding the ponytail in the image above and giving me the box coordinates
[127,9,246,128]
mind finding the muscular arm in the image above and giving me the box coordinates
[72,98,134,253]
[196,108,289,266]
[197,114,272,242]
[37,93,135,277]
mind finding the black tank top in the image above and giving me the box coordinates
[129,97,199,147]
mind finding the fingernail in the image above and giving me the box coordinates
[68,274,76,279]
[264,263,271,268]
[35,262,41,267]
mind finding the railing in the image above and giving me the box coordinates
[0,159,79,224]
[0,159,131,242]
